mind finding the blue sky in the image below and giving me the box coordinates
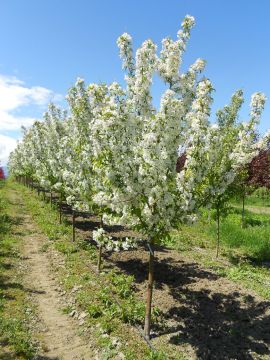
[0,0,269,164]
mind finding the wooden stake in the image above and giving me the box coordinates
[144,242,155,340]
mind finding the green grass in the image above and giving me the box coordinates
[0,180,37,359]
[208,208,270,261]
[244,196,270,207]
[175,206,270,262]
[172,204,270,300]
[232,188,270,207]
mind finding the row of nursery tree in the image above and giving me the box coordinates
[8,15,270,339]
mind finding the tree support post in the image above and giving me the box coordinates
[144,241,155,340]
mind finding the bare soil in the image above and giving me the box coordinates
[106,249,270,359]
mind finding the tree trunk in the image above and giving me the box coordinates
[241,188,245,229]
[97,245,103,273]
[59,194,62,224]
[208,209,211,224]
[72,211,76,242]
[97,215,103,272]
[144,243,155,340]
[216,206,220,258]
[50,191,53,207]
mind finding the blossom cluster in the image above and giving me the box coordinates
[92,228,138,252]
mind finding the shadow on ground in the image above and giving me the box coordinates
[108,253,270,359]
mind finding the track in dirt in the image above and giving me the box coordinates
[10,189,94,360]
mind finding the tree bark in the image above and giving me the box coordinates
[216,205,220,258]
[97,215,103,272]
[59,194,62,224]
[97,245,103,273]
[144,243,155,340]
[241,187,245,229]
[72,210,76,242]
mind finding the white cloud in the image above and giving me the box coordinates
[0,74,62,131]
[0,74,63,164]
[0,134,18,165]
[0,111,35,131]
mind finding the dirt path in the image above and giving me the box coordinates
[233,204,270,215]
[245,205,270,215]
[10,190,94,360]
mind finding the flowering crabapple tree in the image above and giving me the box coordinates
[40,104,69,222]
[9,126,39,186]
[61,79,98,240]
[202,91,266,255]
[89,15,219,339]
[8,14,270,341]
[63,79,96,214]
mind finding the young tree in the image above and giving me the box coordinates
[196,91,266,256]
[89,16,215,339]
[8,14,269,341]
